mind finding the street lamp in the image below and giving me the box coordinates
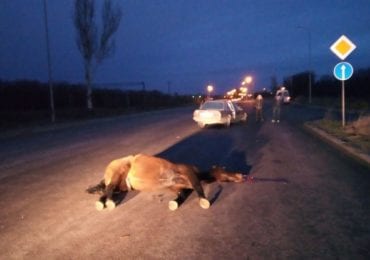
[297,26,312,104]
[207,85,214,99]
[241,76,252,99]
[242,76,252,85]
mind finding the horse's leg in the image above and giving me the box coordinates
[168,188,191,211]
[104,184,119,210]
[96,194,107,211]
[168,187,181,211]
[95,183,116,211]
[105,178,130,210]
[93,183,109,211]
[183,169,210,209]
[100,161,130,210]
[104,187,115,210]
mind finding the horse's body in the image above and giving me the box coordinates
[87,154,245,211]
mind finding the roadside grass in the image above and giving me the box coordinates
[295,96,369,111]
[295,95,370,154]
[311,117,370,155]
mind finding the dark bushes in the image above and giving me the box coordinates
[0,80,192,111]
[0,80,193,127]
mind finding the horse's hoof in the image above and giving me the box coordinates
[95,201,105,211]
[199,198,210,209]
[106,199,116,210]
[168,200,178,211]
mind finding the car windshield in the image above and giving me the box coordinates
[201,101,224,110]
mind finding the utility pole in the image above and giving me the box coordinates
[43,0,55,123]
[297,26,312,104]
[308,29,312,104]
[167,81,171,95]
[141,81,146,107]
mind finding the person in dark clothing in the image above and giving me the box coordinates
[272,93,282,123]
[255,94,264,122]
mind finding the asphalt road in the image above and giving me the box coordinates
[0,101,369,259]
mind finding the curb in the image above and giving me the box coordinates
[303,122,370,169]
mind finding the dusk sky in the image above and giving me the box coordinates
[1,0,369,95]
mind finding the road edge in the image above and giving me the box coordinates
[303,122,370,169]
[0,106,195,140]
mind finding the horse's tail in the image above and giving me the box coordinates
[86,179,106,194]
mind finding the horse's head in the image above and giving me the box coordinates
[210,166,245,183]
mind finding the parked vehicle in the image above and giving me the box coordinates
[193,99,247,128]
[276,89,291,104]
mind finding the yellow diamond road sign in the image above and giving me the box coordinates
[330,35,356,60]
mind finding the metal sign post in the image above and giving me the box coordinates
[341,80,345,127]
[333,62,353,127]
[330,35,356,127]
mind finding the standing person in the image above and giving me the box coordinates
[272,93,282,123]
[255,94,264,122]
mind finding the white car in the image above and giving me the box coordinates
[193,99,247,128]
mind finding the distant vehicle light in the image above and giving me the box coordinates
[276,89,291,104]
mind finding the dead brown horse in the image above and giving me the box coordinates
[86,154,245,211]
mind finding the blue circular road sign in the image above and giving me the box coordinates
[333,62,353,81]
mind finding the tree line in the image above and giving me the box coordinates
[282,67,370,98]
[0,80,192,111]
